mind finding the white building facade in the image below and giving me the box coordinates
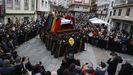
[111,0,133,34]
[4,0,36,24]
[106,0,114,30]
[96,0,110,21]
[68,0,91,16]
[96,0,116,30]
[50,0,69,8]
[36,0,50,17]
[58,0,69,9]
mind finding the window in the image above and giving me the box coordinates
[113,10,116,16]
[122,24,129,31]
[0,0,2,4]
[126,8,130,16]
[15,0,19,5]
[109,11,112,16]
[111,1,114,7]
[6,0,13,9]
[24,17,29,21]
[101,11,103,14]
[45,1,47,7]
[24,0,29,10]
[107,19,110,23]
[130,26,133,34]
[115,22,120,30]
[118,9,122,16]
[15,0,20,9]
[75,6,79,8]
[42,0,44,6]
[83,6,88,9]
[7,17,13,23]
[31,0,35,10]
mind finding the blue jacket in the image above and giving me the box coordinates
[96,67,106,75]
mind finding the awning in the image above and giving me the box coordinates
[89,17,109,25]
[89,17,98,21]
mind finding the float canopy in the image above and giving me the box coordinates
[61,18,71,25]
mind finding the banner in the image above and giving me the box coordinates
[47,16,53,31]
[54,18,61,32]
[51,16,56,32]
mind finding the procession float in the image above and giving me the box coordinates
[39,15,81,58]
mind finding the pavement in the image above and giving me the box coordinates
[16,36,133,74]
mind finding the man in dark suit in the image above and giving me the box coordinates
[107,52,123,75]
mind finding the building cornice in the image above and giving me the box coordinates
[69,4,90,7]
[69,10,89,13]
[5,13,35,15]
[111,16,133,21]
[113,3,133,9]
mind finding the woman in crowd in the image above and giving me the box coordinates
[96,62,106,75]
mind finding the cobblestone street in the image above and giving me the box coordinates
[16,36,133,73]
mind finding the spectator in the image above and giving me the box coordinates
[96,62,106,75]
[107,52,123,75]
[46,71,51,75]
[63,69,70,75]
[68,63,77,75]
[51,71,57,75]
[118,61,133,75]
[81,63,96,75]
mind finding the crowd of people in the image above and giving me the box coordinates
[73,12,133,55]
[39,28,133,75]
[79,23,133,55]
[75,13,89,26]
[0,21,38,49]
[0,12,133,75]
[39,13,133,75]
[0,19,52,75]
[56,51,133,75]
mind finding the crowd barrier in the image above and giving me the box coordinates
[87,36,133,55]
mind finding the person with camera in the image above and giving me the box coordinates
[81,62,96,75]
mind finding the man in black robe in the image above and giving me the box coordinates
[54,37,61,58]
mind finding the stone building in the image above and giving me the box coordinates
[36,0,50,17]
[96,0,110,21]
[111,0,133,34]
[4,0,37,24]
[68,0,91,16]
